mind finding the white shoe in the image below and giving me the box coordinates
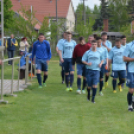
[82,90,86,94]
[76,89,81,94]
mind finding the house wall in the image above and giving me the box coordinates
[66,2,75,32]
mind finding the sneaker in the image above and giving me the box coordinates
[82,90,86,94]
[118,85,123,92]
[91,100,96,104]
[76,89,81,94]
[66,88,70,91]
[62,81,65,84]
[43,83,46,87]
[69,87,73,91]
[105,82,108,88]
[38,86,43,89]
[113,90,117,93]
[128,108,133,112]
[99,91,103,96]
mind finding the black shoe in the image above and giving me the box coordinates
[91,100,96,104]
[87,94,90,101]
[62,81,64,84]
[128,108,133,112]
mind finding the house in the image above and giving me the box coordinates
[11,0,75,31]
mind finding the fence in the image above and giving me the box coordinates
[0,51,35,104]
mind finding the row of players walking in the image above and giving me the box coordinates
[31,32,134,112]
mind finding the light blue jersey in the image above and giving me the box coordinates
[121,44,126,49]
[123,41,134,73]
[82,50,103,71]
[109,46,126,71]
[97,46,108,64]
[101,40,112,54]
[58,40,77,58]
[57,38,66,57]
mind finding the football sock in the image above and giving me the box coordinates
[43,75,48,83]
[100,80,103,91]
[82,79,87,90]
[61,70,64,81]
[37,74,42,86]
[87,88,90,100]
[105,75,109,82]
[65,75,69,88]
[127,92,133,106]
[112,79,117,90]
[92,88,97,102]
[70,74,74,87]
[77,78,81,90]
[118,78,125,85]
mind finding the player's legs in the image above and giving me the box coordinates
[82,65,87,93]
[118,70,126,92]
[126,73,134,111]
[92,71,100,103]
[76,64,83,94]
[105,69,110,88]
[61,65,65,84]
[69,59,75,91]
[36,59,43,88]
[99,64,105,96]
[86,70,92,101]
[112,71,118,93]
[63,59,70,91]
[41,60,48,87]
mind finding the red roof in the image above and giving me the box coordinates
[11,0,71,23]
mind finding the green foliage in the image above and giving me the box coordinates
[108,0,130,31]
[120,24,134,42]
[75,3,95,39]
[0,0,14,29]
[75,17,95,40]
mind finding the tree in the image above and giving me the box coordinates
[108,0,130,31]
[0,0,14,29]
[92,5,103,31]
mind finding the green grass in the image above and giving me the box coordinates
[0,57,134,134]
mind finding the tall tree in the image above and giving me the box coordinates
[108,0,130,31]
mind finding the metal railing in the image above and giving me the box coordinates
[0,53,35,104]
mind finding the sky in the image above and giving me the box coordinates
[72,0,101,10]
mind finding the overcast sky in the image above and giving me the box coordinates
[72,0,101,10]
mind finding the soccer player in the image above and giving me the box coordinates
[101,32,112,88]
[32,33,51,88]
[121,35,127,49]
[82,40,103,103]
[86,35,94,47]
[73,37,91,94]
[96,37,108,96]
[123,41,134,111]
[58,32,77,91]
[56,32,67,84]
[108,39,126,93]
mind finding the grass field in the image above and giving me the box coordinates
[0,57,134,134]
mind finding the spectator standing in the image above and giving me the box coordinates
[6,34,18,65]
[19,37,30,54]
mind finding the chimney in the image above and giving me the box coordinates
[103,19,108,32]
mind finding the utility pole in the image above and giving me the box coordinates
[81,0,87,25]
[0,0,4,59]
[56,0,58,43]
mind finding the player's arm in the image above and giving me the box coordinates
[58,50,64,63]
[56,46,59,53]
[108,59,112,71]
[108,50,113,70]
[99,54,104,68]
[82,52,92,66]
[123,46,134,62]
[123,56,134,62]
